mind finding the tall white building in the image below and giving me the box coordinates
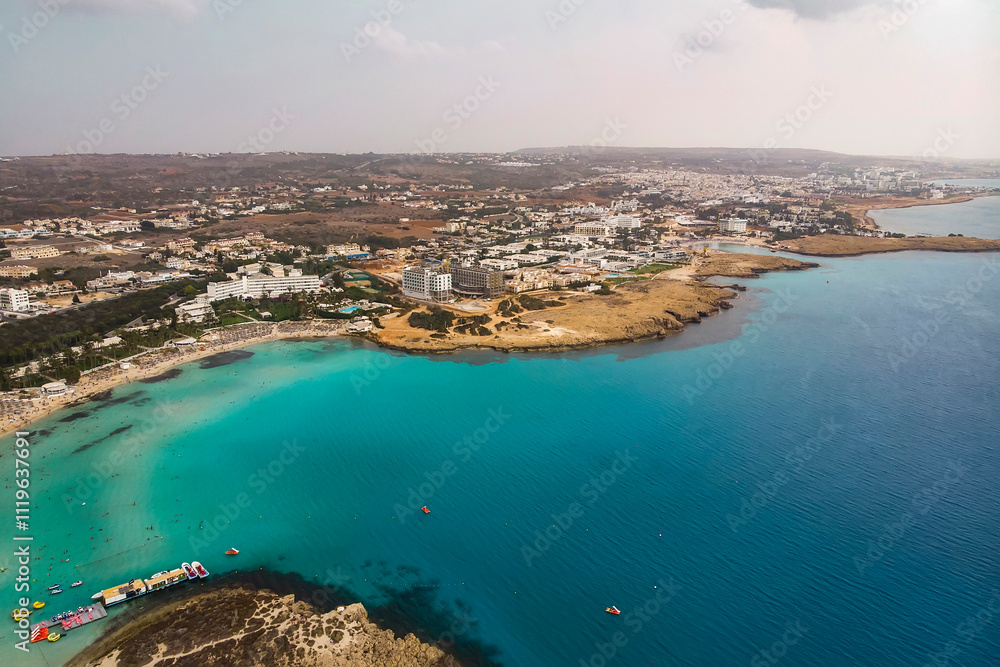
[401,266,452,302]
[0,287,30,312]
[718,218,748,234]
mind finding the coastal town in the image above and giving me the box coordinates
[1,150,998,432]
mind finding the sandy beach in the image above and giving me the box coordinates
[0,320,349,440]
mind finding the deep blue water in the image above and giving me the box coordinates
[2,253,999,665]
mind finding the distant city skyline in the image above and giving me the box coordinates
[1,0,997,158]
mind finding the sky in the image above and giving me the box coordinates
[0,0,997,158]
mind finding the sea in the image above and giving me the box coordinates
[869,182,1000,239]
[2,199,999,667]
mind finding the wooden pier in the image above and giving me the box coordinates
[32,602,107,633]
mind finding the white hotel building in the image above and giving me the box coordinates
[0,287,30,312]
[718,218,749,234]
[206,274,321,302]
[401,266,452,303]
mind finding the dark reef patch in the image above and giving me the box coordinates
[138,368,184,384]
[72,425,134,454]
[199,350,254,369]
[58,411,90,423]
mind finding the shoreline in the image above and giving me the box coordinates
[841,191,998,229]
[0,320,349,440]
[2,253,808,438]
[66,568,487,667]
[779,235,1000,257]
[368,252,815,355]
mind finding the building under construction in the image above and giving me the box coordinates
[450,265,505,299]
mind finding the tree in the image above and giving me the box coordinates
[72,294,81,304]
[183,285,198,298]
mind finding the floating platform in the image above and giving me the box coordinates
[32,602,107,634]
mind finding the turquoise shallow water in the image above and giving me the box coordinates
[2,238,1000,664]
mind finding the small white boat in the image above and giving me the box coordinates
[71,581,84,588]
[192,561,209,578]
[182,562,198,580]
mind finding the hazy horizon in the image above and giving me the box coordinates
[1,0,998,159]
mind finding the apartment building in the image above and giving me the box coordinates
[0,288,30,312]
[0,265,36,278]
[11,245,61,260]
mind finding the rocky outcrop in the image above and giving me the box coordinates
[68,587,459,667]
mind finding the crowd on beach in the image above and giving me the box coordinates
[1,319,350,437]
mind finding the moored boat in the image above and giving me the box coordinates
[47,584,62,591]
[32,601,45,609]
[47,633,61,642]
[71,581,84,588]
[192,561,209,578]
[50,588,63,595]
[182,562,197,579]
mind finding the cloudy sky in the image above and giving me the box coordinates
[0,0,997,158]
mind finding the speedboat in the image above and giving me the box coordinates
[225,548,239,556]
[192,561,209,578]
[605,606,621,615]
[47,584,62,591]
[50,588,63,595]
[91,592,103,601]
[32,601,45,609]
[182,562,198,579]
[71,581,84,588]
